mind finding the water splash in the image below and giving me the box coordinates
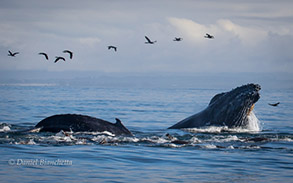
[246,111,261,131]
[183,111,261,133]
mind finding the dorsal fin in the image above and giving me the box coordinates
[115,118,123,126]
[209,92,226,105]
[115,118,133,136]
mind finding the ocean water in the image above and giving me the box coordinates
[0,83,292,183]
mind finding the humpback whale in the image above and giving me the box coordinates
[35,114,132,136]
[169,83,261,129]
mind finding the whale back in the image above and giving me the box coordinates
[35,114,132,136]
[208,92,226,105]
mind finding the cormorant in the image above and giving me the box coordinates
[38,52,49,60]
[8,50,19,57]
[108,46,117,52]
[63,50,73,59]
[145,36,157,44]
[204,33,214,39]
[268,102,280,107]
[54,56,66,63]
[173,37,183,41]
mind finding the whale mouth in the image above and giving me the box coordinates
[217,83,261,128]
[247,104,255,116]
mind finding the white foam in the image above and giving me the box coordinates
[190,136,201,143]
[15,139,36,145]
[27,139,36,145]
[91,135,109,143]
[76,139,88,145]
[183,112,261,133]
[120,137,140,143]
[141,136,169,144]
[91,135,139,144]
[50,130,76,142]
[184,126,229,133]
[75,131,115,136]
[100,131,115,137]
[164,143,181,148]
[227,145,235,149]
[210,135,241,143]
[0,126,11,132]
[203,144,218,149]
[246,111,261,132]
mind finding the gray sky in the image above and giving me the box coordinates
[0,0,293,73]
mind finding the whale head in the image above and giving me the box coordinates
[208,83,261,128]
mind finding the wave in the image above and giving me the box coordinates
[0,83,57,87]
[1,123,292,151]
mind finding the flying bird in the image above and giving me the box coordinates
[108,46,117,52]
[204,33,214,39]
[145,36,157,44]
[54,56,66,63]
[173,37,183,41]
[63,50,73,59]
[8,50,19,57]
[38,52,49,60]
[268,102,280,107]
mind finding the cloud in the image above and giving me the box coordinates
[168,17,213,43]
[217,19,268,46]
[78,37,101,47]
[0,1,293,74]
[168,17,268,46]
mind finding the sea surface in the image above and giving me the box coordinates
[0,82,292,183]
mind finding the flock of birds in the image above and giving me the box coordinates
[6,33,281,107]
[8,49,73,63]
[7,33,214,61]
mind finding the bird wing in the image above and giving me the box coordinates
[108,46,117,51]
[54,57,65,63]
[54,57,60,63]
[39,53,49,60]
[63,50,73,59]
[8,51,12,55]
[145,36,151,42]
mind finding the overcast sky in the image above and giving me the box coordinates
[0,0,293,74]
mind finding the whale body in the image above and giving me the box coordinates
[35,114,132,136]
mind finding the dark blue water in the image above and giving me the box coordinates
[0,83,292,182]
